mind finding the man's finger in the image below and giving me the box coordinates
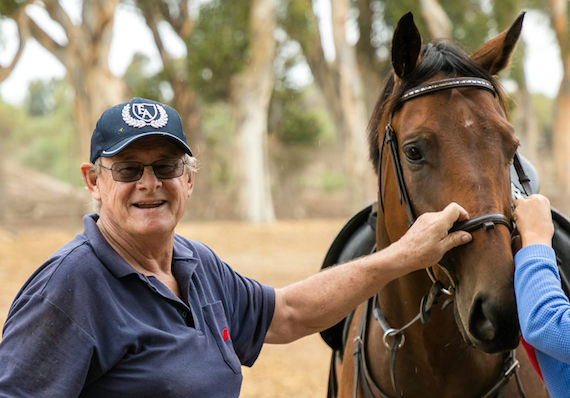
[442,202,470,224]
[442,230,472,251]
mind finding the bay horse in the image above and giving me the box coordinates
[331,12,549,398]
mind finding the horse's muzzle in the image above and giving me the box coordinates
[468,292,520,353]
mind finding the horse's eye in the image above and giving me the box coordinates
[403,145,423,162]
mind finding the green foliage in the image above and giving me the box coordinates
[2,79,80,185]
[123,53,164,101]
[187,0,251,101]
[202,102,235,187]
[319,170,347,192]
[0,0,25,16]
[270,87,324,145]
[277,0,317,43]
[531,93,554,146]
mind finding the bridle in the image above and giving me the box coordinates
[380,77,532,295]
[379,77,531,231]
[353,77,531,398]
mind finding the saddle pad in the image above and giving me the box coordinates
[319,204,376,351]
[552,208,570,296]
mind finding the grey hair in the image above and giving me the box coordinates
[89,154,198,213]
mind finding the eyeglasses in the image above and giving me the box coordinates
[99,158,186,182]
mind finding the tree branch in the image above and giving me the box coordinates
[138,1,173,71]
[26,14,66,62]
[42,0,74,41]
[0,10,29,83]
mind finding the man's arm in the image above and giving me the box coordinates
[265,203,472,344]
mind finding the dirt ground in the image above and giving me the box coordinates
[0,219,347,397]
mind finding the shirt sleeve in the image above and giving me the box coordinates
[0,294,95,397]
[514,244,570,363]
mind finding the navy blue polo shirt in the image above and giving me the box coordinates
[0,214,275,397]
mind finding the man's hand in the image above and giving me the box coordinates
[393,203,473,272]
[513,194,553,247]
[266,202,473,344]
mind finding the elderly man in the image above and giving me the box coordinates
[0,98,472,397]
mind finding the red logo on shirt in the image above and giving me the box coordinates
[222,328,230,341]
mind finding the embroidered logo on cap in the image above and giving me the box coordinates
[122,102,168,129]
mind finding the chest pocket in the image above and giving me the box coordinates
[202,301,241,374]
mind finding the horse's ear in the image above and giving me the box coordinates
[470,12,525,75]
[391,12,422,79]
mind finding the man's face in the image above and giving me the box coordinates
[89,136,194,240]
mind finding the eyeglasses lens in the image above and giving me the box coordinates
[110,159,184,182]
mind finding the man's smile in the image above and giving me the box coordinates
[132,200,166,209]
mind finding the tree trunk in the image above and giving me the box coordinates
[20,0,129,162]
[330,0,376,209]
[514,74,540,165]
[69,65,129,162]
[230,0,276,222]
[354,0,387,114]
[549,0,570,200]
[420,0,452,39]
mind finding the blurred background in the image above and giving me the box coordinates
[0,0,568,228]
[1,2,569,396]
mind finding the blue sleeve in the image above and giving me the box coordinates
[514,244,570,363]
[0,294,95,397]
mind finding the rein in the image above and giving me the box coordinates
[354,77,530,398]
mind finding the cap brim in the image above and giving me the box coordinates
[100,132,193,158]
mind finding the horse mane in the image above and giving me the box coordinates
[367,40,509,174]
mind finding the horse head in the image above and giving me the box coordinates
[369,12,525,354]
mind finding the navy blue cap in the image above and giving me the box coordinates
[90,97,193,163]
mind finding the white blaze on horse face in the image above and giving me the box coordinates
[465,119,474,128]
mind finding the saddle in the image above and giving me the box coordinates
[320,155,570,352]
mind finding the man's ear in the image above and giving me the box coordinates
[186,171,195,197]
[81,162,101,200]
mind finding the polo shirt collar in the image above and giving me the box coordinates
[83,214,199,278]
[83,214,138,278]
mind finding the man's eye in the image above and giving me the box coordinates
[156,165,174,173]
[118,166,141,175]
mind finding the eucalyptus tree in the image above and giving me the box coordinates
[0,0,129,162]
[133,0,276,222]
[547,0,570,195]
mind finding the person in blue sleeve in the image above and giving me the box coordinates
[513,194,570,398]
[0,98,472,398]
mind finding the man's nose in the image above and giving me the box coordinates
[137,165,161,187]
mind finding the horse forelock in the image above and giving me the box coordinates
[367,40,510,175]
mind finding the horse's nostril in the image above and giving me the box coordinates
[469,295,497,342]
[473,316,496,341]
